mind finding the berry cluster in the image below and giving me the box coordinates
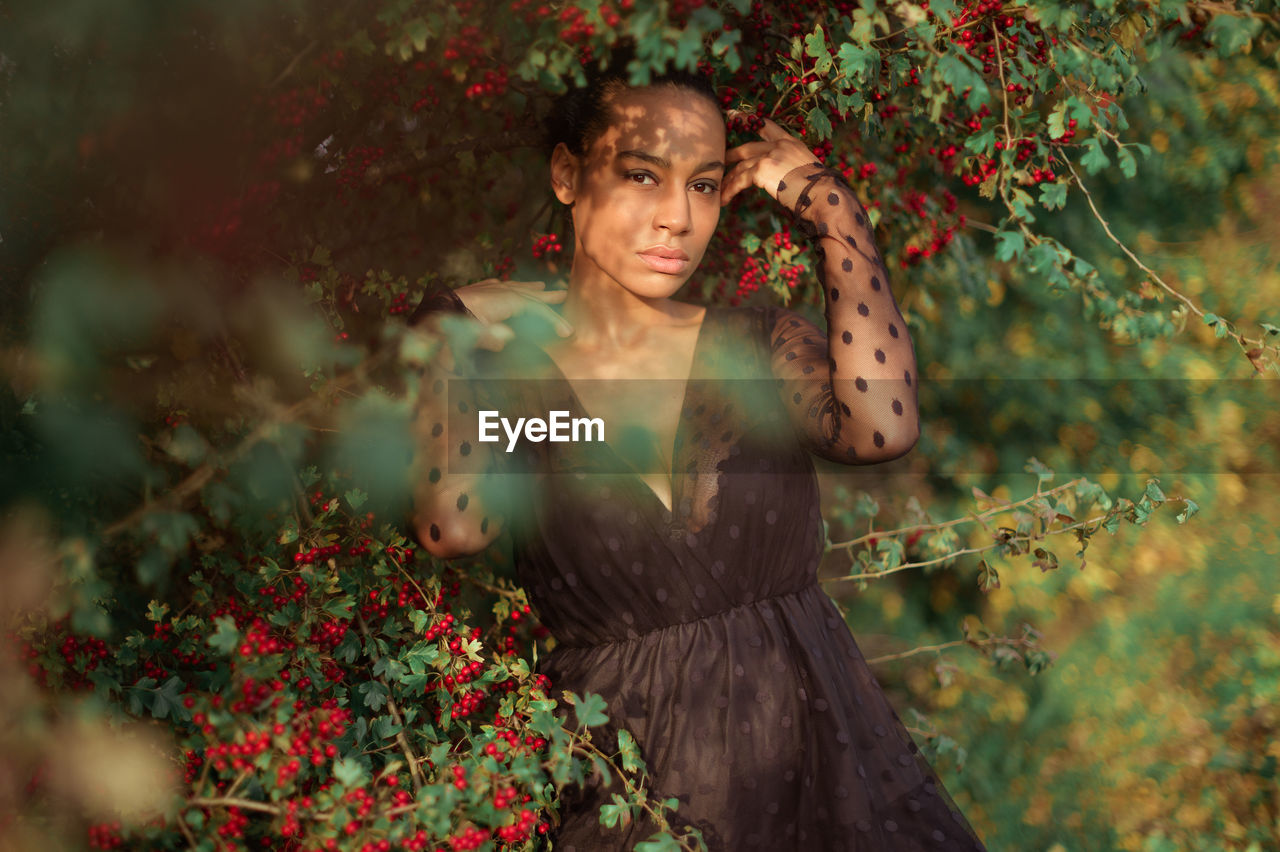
[48,624,110,690]
[493,255,514,280]
[385,291,413,316]
[556,6,597,43]
[531,233,563,259]
[948,1,1055,85]
[307,617,350,652]
[727,106,767,134]
[464,68,508,101]
[87,822,123,850]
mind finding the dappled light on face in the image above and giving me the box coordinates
[563,86,727,299]
[584,88,727,180]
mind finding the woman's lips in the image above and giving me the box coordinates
[637,247,690,275]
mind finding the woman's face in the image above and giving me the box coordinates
[552,84,726,300]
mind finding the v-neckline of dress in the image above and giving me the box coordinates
[539,305,715,519]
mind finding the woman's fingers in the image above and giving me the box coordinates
[513,289,574,337]
[755,116,794,143]
[720,158,763,207]
[725,140,774,165]
[474,321,515,352]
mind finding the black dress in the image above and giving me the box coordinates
[421,163,989,851]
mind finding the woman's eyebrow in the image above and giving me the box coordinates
[618,149,725,174]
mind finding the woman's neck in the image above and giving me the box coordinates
[558,263,697,353]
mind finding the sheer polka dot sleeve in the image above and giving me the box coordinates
[767,162,920,465]
[408,286,506,558]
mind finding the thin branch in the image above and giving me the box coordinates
[188,797,280,817]
[1063,156,1280,363]
[176,811,200,851]
[355,613,426,792]
[827,478,1085,551]
[866,634,1034,665]
[992,22,1014,152]
[101,345,394,539]
[269,41,319,89]
[1063,157,1201,320]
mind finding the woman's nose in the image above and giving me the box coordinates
[653,185,692,234]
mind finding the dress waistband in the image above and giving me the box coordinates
[551,580,823,652]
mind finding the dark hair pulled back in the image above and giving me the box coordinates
[543,45,720,157]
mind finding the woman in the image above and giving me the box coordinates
[410,60,988,851]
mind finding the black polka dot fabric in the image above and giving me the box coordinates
[411,167,983,850]
[766,163,920,466]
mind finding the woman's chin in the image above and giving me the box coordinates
[622,279,693,301]
[618,267,701,300]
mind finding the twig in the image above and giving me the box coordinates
[176,811,200,851]
[827,478,1085,551]
[866,634,1032,665]
[992,21,1014,154]
[1063,157,1279,364]
[355,613,426,791]
[188,796,280,816]
[101,345,394,539]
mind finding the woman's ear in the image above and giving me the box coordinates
[550,142,579,205]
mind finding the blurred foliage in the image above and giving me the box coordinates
[0,0,1277,850]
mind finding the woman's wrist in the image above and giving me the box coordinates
[775,162,867,234]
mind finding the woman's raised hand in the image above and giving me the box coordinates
[720,114,821,208]
[453,278,573,351]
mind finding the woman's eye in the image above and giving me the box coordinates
[627,172,656,185]
[691,181,720,195]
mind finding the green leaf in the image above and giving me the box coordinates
[345,488,368,511]
[372,715,403,741]
[358,680,389,712]
[1117,147,1137,178]
[590,754,613,788]
[373,656,408,681]
[1205,13,1263,57]
[1176,499,1200,524]
[806,107,833,142]
[404,17,430,52]
[151,675,187,720]
[804,25,827,60]
[1204,312,1231,338]
[1038,181,1067,210]
[1261,321,1280,336]
[995,231,1025,263]
[836,43,877,82]
[1024,457,1054,482]
[964,127,996,157]
[600,795,629,829]
[1080,137,1110,175]
[1046,100,1069,140]
[569,691,609,729]
[617,729,643,774]
[208,617,240,655]
[1010,187,1037,223]
[635,833,683,852]
[1144,480,1166,503]
[333,757,370,789]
